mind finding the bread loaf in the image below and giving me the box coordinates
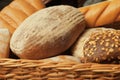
[0,0,45,34]
[0,14,16,33]
[10,5,86,60]
[0,28,10,58]
[79,0,120,27]
[72,28,120,63]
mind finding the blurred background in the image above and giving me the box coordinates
[0,0,105,10]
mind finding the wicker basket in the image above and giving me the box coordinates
[0,58,120,80]
[0,0,120,80]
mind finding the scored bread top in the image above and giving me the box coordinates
[10,5,86,59]
[79,0,120,27]
[0,0,45,34]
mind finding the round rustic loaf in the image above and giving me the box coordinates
[10,5,86,59]
[72,27,120,63]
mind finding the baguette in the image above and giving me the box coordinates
[1,6,28,25]
[10,0,37,16]
[79,0,120,27]
[0,0,45,34]
[25,0,45,10]
[0,15,15,33]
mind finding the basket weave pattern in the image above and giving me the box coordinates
[0,0,120,80]
[0,59,120,80]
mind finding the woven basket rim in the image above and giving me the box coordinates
[0,58,120,79]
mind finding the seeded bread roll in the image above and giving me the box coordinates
[72,28,120,63]
[10,5,86,60]
[0,0,45,34]
[0,28,11,58]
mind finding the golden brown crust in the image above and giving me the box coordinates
[1,6,28,25]
[25,0,45,10]
[0,13,18,29]
[10,0,37,16]
[79,0,120,27]
[0,28,11,58]
[0,0,45,34]
[0,14,15,34]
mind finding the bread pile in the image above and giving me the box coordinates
[0,0,45,34]
[0,0,120,63]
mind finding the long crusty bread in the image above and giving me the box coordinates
[79,0,120,27]
[0,0,45,34]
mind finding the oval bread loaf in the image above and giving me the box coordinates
[72,28,120,63]
[10,5,86,60]
[0,28,11,58]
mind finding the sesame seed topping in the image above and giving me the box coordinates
[105,42,109,47]
[83,28,120,62]
[100,40,104,45]
[89,41,96,45]
[96,37,100,40]
[115,45,118,48]
[102,48,105,50]
[109,48,114,53]
[105,39,110,41]
[111,44,114,47]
